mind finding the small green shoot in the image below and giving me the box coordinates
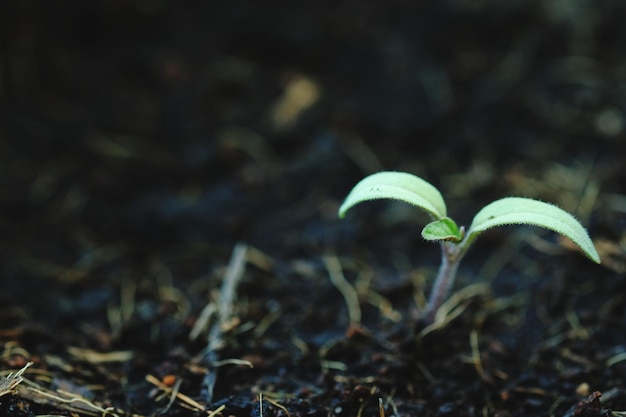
[339,171,600,325]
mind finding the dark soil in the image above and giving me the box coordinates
[1,2,626,417]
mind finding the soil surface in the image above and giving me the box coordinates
[2,2,626,417]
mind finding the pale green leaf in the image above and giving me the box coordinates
[468,197,600,263]
[422,218,464,242]
[338,171,447,220]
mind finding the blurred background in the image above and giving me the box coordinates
[2,0,626,311]
[2,0,625,250]
[3,0,626,303]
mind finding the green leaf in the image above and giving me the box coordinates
[422,218,464,242]
[338,171,447,220]
[468,197,600,263]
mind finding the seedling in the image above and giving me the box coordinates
[338,171,600,325]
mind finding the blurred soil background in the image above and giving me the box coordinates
[1,1,626,416]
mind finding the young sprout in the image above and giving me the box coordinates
[338,171,600,325]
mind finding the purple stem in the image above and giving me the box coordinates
[423,242,461,324]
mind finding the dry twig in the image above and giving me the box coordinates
[201,243,249,403]
[0,362,32,397]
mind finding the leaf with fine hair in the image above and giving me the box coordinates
[338,171,447,220]
[422,218,464,242]
[468,197,600,263]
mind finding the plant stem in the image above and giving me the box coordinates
[423,242,461,324]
